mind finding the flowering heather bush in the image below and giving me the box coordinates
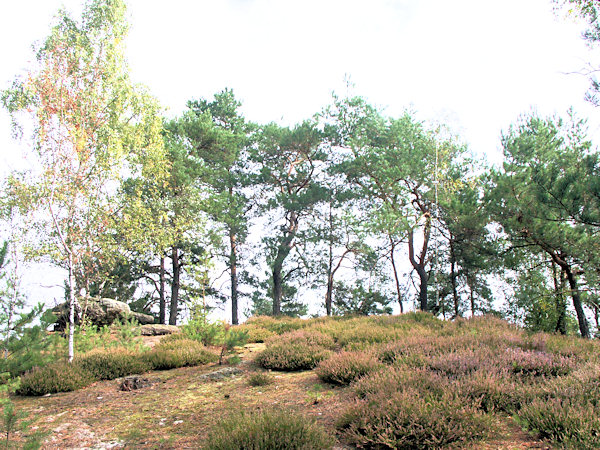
[518,397,600,448]
[244,316,305,334]
[206,409,334,450]
[316,351,382,385]
[145,339,217,370]
[76,347,150,380]
[16,361,95,396]
[428,348,497,378]
[338,387,491,449]
[457,369,531,413]
[353,366,449,399]
[504,348,574,377]
[266,330,336,350]
[256,342,332,371]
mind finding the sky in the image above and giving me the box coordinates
[0,0,599,313]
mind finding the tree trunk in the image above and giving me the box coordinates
[272,259,284,315]
[169,247,181,326]
[450,239,459,318]
[271,212,298,316]
[407,227,429,312]
[389,237,403,313]
[551,263,567,335]
[564,265,590,338]
[68,253,76,362]
[229,230,239,325]
[159,255,166,325]
[325,203,334,316]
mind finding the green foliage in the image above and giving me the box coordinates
[518,398,600,449]
[16,362,95,396]
[218,327,248,365]
[247,372,273,387]
[181,312,225,346]
[145,339,217,370]
[234,324,275,343]
[75,348,150,380]
[0,308,64,378]
[332,283,393,316]
[205,409,334,450]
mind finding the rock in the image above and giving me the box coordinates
[198,367,243,381]
[51,297,155,330]
[139,324,181,336]
[119,376,152,391]
[130,311,155,325]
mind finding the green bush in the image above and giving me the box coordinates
[256,343,332,371]
[235,324,275,343]
[245,316,305,334]
[338,387,491,449]
[247,372,273,387]
[518,398,600,449]
[316,351,381,385]
[145,339,217,370]
[266,330,336,350]
[16,361,95,396]
[75,348,150,380]
[205,409,334,450]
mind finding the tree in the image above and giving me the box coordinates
[2,0,163,360]
[182,89,251,325]
[333,96,461,312]
[251,121,328,315]
[490,112,598,337]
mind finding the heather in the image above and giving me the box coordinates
[252,313,600,448]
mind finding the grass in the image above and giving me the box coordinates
[5,313,599,448]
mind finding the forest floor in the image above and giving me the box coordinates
[8,337,553,449]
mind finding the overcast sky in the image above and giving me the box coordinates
[0,0,599,311]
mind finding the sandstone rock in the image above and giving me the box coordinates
[198,367,243,381]
[130,311,155,325]
[51,297,155,329]
[139,324,181,336]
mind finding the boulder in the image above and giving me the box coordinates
[51,297,155,330]
[130,311,155,325]
[120,376,152,391]
[139,324,181,336]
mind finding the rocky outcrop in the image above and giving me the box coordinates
[51,297,155,330]
[139,324,181,336]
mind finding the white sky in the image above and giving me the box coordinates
[1,0,599,313]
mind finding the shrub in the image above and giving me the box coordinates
[145,339,217,370]
[235,324,275,343]
[75,348,150,380]
[181,316,225,346]
[338,387,491,449]
[316,351,381,385]
[336,324,401,349]
[353,367,448,400]
[428,348,496,378]
[205,409,334,450]
[247,372,273,387]
[504,348,573,377]
[457,369,529,413]
[245,316,305,334]
[518,397,600,448]
[255,343,332,371]
[16,361,95,396]
[266,330,336,350]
